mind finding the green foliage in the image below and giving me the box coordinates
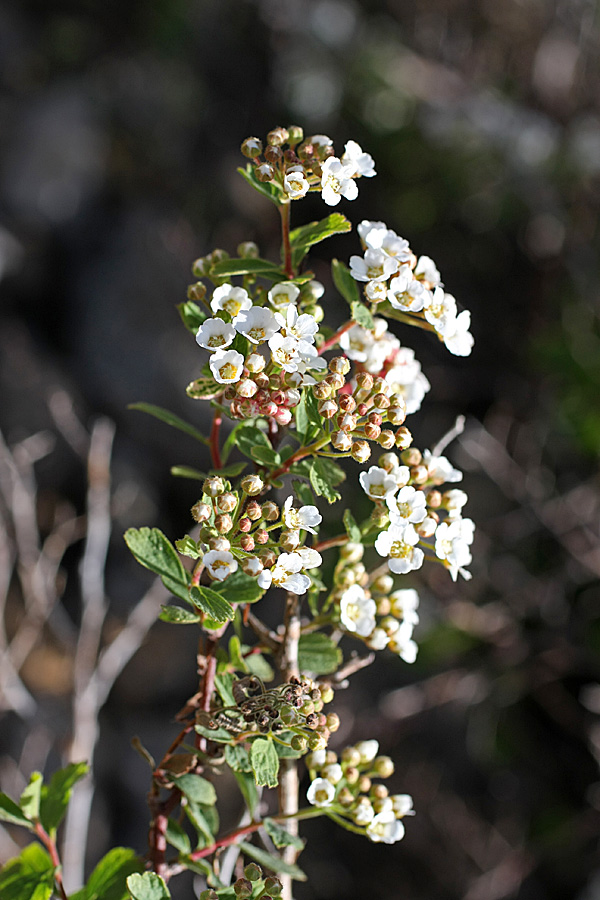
[295,389,321,444]
[225,744,252,773]
[343,509,361,542]
[159,605,202,624]
[18,773,42,822]
[238,841,306,882]
[216,569,265,605]
[165,819,191,856]
[177,300,207,333]
[250,738,279,788]
[127,872,171,900]
[234,769,260,817]
[237,165,282,206]
[298,633,342,675]
[0,843,55,900]
[173,773,217,806]
[264,818,305,851]
[331,258,360,307]
[209,257,285,281]
[175,534,201,559]
[289,213,352,268]
[124,528,190,603]
[190,585,235,623]
[40,763,89,834]
[306,457,346,504]
[351,300,375,330]
[234,424,272,460]
[0,793,32,829]
[69,847,144,900]
[128,403,210,445]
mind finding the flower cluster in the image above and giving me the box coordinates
[305,740,414,844]
[241,127,375,207]
[200,866,282,900]
[350,220,474,357]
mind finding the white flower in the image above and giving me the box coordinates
[415,255,441,288]
[268,333,301,372]
[375,523,425,575]
[321,157,359,206]
[423,288,457,335]
[387,485,427,525]
[391,794,415,818]
[306,749,327,769]
[282,496,322,534]
[322,763,344,784]
[234,306,280,344]
[310,134,333,149]
[380,231,411,263]
[211,284,252,317]
[366,627,390,651]
[357,220,388,249]
[390,589,420,625]
[353,798,375,825]
[341,140,376,178]
[385,351,431,415]
[435,518,475,580]
[307,777,335,807]
[257,552,311,594]
[355,740,379,763]
[284,166,310,199]
[203,550,238,582]
[242,556,263,577]
[268,282,300,311]
[365,280,388,303]
[444,489,469,517]
[359,466,398,501]
[350,248,398,283]
[421,451,462,485]
[275,304,319,345]
[443,309,474,357]
[340,324,374,363]
[340,585,377,637]
[366,810,406,844]
[209,349,245,384]
[387,276,430,313]
[196,318,236,351]
[389,625,419,663]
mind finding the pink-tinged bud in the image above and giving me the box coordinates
[239,517,252,532]
[259,548,277,568]
[318,399,338,419]
[410,465,428,484]
[275,407,292,426]
[246,500,262,521]
[351,440,371,463]
[255,529,269,544]
[254,372,269,389]
[265,145,283,164]
[395,427,412,449]
[368,412,383,426]
[229,399,243,419]
[262,501,279,521]
[215,514,233,534]
[267,126,289,146]
[378,430,396,449]
[284,388,301,407]
[246,353,265,374]
[191,501,211,523]
[426,490,442,508]
[364,422,381,440]
[331,431,352,452]
[325,372,345,392]
[241,474,264,495]
[241,136,263,158]
[387,405,406,426]
[270,390,285,406]
[239,398,259,417]
[372,393,390,410]
[338,394,356,413]
[337,413,358,433]
[236,378,258,398]
[254,389,269,406]
[329,356,351,376]
[312,381,332,400]
[357,402,368,416]
[239,533,255,552]
[261,400,278,417]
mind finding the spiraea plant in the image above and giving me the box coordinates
[0,126,475,900]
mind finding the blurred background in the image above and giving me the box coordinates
[1,0,600,898]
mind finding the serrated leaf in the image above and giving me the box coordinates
[250,738,279,788]
[128,403,210,445]
[238,841,306,881]
[264,818,305,851]
[332,258,360,307]
[290,214,351,268]
[351,300,375,330]
[159,605,202,625]
[190,586,235,623]
[71,847,143,900]
[295,389,321,444]
[186,376,222,400]
[210,258,285,280]
[217,569,265,606]
[173,773,216,806]
[175,535,201,559]
[19,772,42,821]
[250,445,281,468]
[166,818,191,856]
[237,165,283,207]
[177,300,207,334]
[235,424,272,460]
[298,633,342,675]
[225,744,252,773]
[39,762,89,834]
[124,528,190,603]
[127,872,171,900]
[343,509,361,542]
[0,794,33,828]
[308,458,344,504]
[0,843,54,900]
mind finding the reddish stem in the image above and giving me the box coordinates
[148,789,180,880]
[190,820,262,860]
[210,409,222,470]
[320,320,354,353]
[34,822,68,900]
[280,203,294,280]
[313,533,348,553]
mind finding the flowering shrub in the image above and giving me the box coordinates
[0,126,475,900]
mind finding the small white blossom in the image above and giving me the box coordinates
[366,810,406,844]
[415,255,441,288]
[388,277,431,313]
[385,351,431,415]
[390,589,420,625]
[307,777,335,807]
[359,466,398,501]
[306,749,327,769]
[421,450,463,485]
[380,231,412,263]
[233,306,280,344]
[296,546,322,570]
[423,288,457,335]
[357,220,388,249]
[350,248,398,283]
[284,166,310,199]
[443,309,474,357]
[435,518,475,580]
[268,333,301,372]
[391,794,416,818]
[387,485,427,525]
[355,740,379,763]
[275,304,319,344]
[375,523,424,575]
[203,550,238,582]
[268,282,300,311]
[341,140,376,178]
[211,284,252,317]
[257,552,311,594]
[366,627,390,651]
[389,623,419,663]
[282,496,322,534]
[365,280,388,303]
[196,318,236,351]
[209,349,245,384]
[340,585,377,637]
[310,134,333,149]
[444,489,469,517]
[321,157,359,206]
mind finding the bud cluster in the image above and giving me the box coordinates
[200,865,283,900]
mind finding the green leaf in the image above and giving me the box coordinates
[166,818,191,856]
[19,772,42,821]
[250,738,279,788]
[238,841,306,882]
[298,633,342,675]
[308,458,345,504]
[244,651,275,682]
[343,509,361,542]
[175,535,201,559]
[186,376,222,400]
[39,762,89,834]
[159,605,202,625]
[0,793,33,828]
[331,258,360,307]
[217,569,265,606]
[264,818,305,851]
[194,723,235,743]
[190,586,235,623]
[170,466,207,482]
[235,424,272,460]
[290,213,352,268]
[226,635,249,673]
[0,844,54,900]
[224,744,252,773]
[177,300,207,333]
[293,479,314,508]
[173,773,216,806]
[127,872,171,900]
[233,770,259,817]
[250,445,281,468]
[70,847,143,900]
[214,670,237,706]
[351,300,375,331]
[124,528,190,603]
[128,403,210,446]
[171,460,248,482]
[184,801,215,846]
[237,165,282,207]
[210,258,285,280]
[295,389,321,444]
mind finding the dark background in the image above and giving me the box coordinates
[1,1,600,898]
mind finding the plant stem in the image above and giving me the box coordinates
[319,319,355,353]
[34,821,68,900]
[209,409,223,470]
[313,533,348,553]
[280,203,294,280]
[278,591,301,900]
[189,807,325,861]
[269,434,331,482]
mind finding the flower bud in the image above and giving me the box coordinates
[237,241,259,259]
[337,413,358,432]
[338,394,356,413]
[239,517,252,533]
[329,356,351,376]
[372,393,390,411]
[236,378,258,398]
[387,405,407,426]
[239,533,255,552]
[209,249,229,264]
[364,422,381,441]
[287,125,304,145]
[338,787,354,807]
[342,746,361,766]
[416,516,438,538]
[376,597,391,616]
[284,388,301,407]
[262,501,279,521]
[374,756,395,778]
[244,863,262,882]
[204,476,225,498]
[326,713,340,732]
[192,258,209,278]
[325,372,345,392]
[351,440,371,464]
[241,474,264,496]
[371,783,390,800]
[377,430,396,449]
[372,573,394,595]
[370,507,388,529]
[318,399,338,419]
[355,371,374,392]
[191,501,211,523]
[209,536,231,552]
[246,353,265,374]
[187,281,207,302]
[358,775,372,793]
[242,556,263,575]
[216,492,237,513]
[261,400,278,417]
[267,126,289,146]
[426,489,443,508]
[234,877,253,898]
[306,303,324,323]
[410,464,428,484]
[246,500,262,521]
[335,568,355,588]
[275,406,292,426]
[373,796,394,815]
[255,529,269,544]
[402,447,422,466]
[265,145,283,164]
[241,136,263,158]
[372,377,388,395]
[344,765,359,785]
[319,684,334,704]
[215,514,233,534]
[255,163,275,183]
[280,530,300,552]
[312,380,332,400]
[264,876,283,897]
[331,431,352,452]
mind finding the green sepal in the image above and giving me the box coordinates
[126,872,171,900]
[250,737,279,788]
[124,528,190,604]
[190,585,235,623]
[298,633,342,676]
[128,403,210,446]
